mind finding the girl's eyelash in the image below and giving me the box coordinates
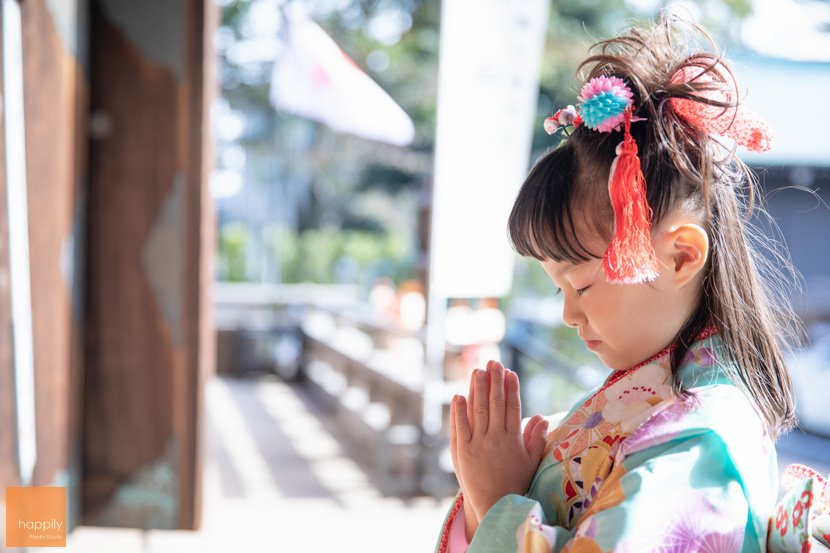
[555,286,588,297]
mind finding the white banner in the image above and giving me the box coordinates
[270,10,414,147]
[429,0,550,298]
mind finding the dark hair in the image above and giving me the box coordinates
[508,12,799,438]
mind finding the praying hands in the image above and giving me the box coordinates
[449,360,550,541]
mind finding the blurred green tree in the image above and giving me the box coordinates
[215,0,753,287]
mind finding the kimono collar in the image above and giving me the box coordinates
[544,326,721,465]
[596,325,720,396]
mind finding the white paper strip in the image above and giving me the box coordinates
[429,0,550,299]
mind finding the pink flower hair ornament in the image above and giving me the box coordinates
[578,75,634,132]
[544,76,645,136]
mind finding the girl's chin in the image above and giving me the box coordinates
[594,351,633,372]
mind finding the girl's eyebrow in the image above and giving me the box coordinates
[558,263,583,276]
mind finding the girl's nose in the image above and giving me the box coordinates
[562,296,587,328]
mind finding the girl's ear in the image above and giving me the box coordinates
[664,223,709,288]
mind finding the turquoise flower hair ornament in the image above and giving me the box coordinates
[543,76,645,135]
[544,75,657,285]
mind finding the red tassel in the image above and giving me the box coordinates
[603,107,659,284]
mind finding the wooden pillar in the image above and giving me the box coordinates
[182,0,218,529]
[19,0,89,499]
[0,1,88,540]
[83,0,214,530]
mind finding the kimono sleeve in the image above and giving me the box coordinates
[556,428,767,552]
[434,493,575,553]
[443,428,770,553]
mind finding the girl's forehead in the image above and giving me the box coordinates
[542,257,603,280]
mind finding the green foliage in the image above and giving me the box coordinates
[217,223,250,282]
[296,229,344,283]
[261,225,415,286]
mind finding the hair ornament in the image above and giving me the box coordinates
[544,105,581,135]
[669,67,774,152]
[544,77,644,136]
[541,76,657,284]
[578,75,634,132]
[603,106,659,284]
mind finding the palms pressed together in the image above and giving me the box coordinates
[450,360,550,541]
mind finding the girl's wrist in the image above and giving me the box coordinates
[472,496,501,520]
[462,493,479,542]
[462,492,478,523]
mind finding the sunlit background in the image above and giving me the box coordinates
[211,0,830,427]
[206,0,830,549]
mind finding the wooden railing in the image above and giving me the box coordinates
[213,282,459,496]
[301,308,427,494]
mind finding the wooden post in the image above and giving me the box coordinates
[19,0,88,497]
[83,0,213,530]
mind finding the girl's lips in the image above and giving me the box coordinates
[585,340,601,351]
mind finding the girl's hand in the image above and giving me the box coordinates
[453,361,549,522]
[449,370,482,537]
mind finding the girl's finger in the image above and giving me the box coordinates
[455,395,472,443]
[473,368,489,434]
[467,369,476,434]
[486,360,493,404]
[489,361,506,430]
[450,395,457,451]
[523,414,544,449]
[505,370,522,435]
[527,418,550,464]
[449,396,463,486]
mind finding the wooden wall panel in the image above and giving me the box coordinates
[20,0,84,492]
[0,0,211,532]
[84,1,177,527]
[1,3,89,541]
[84,0,212,530]
[0,1,87,541]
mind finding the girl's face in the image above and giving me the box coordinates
[539,224,704,371]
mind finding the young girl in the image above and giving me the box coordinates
[436,14,807,553]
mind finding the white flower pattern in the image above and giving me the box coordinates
[601,363,673,432]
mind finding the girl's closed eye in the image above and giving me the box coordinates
[553,285,589,297]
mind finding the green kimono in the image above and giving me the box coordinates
[437,333,777,552]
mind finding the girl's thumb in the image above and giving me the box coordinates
[527,420,549,464]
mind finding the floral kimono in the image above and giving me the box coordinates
[436,332,779,552]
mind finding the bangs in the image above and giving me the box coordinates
[508,143,609,264]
